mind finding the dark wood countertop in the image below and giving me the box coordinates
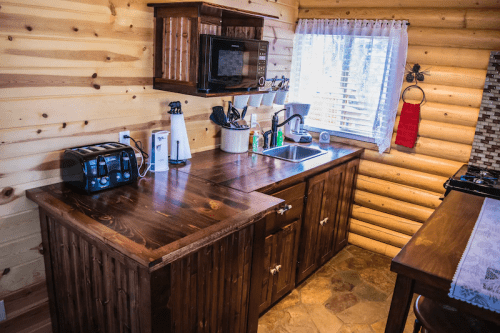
[26,170,282,270]
[26,141,362,272]
[174,141,363,194]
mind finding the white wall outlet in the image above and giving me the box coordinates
[0,300,6,322]
[119,131,130,145]
[250,114,258,128]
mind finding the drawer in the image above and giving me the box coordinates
[266,182,306,234]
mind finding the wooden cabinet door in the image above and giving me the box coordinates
[296,171,328,283]
[318,164,346,265]
[335,158,360,253]
[258,233,276,314]
[273,220,300,301]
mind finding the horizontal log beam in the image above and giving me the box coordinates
[409,64,486,89]
[359,159,449,193]
[393,116,476,145]
[351,205,422,236]
[407,46,491,69]
[362,149,465,178]
[397,100,480,127]
[350,219,411,248]
[390,133,473,163]
[401,82,483,108]
[408,27,500,49]
[356,175,443,209]
[354,190,434,223]
[348,232,400,258]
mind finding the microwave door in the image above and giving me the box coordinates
[211,40,258,89]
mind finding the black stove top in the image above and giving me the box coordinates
[444,164,500,200]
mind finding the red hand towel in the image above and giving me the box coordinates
[395,102,420,148]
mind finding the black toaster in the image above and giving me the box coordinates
[61,142,138,194]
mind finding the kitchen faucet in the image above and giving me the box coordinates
[263,109,304,149]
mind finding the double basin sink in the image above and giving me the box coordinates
[255,145,327,163]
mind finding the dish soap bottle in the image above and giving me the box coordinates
[253,130,259,152]
[277,128,284,147]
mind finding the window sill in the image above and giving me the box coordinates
[309,132,390,154]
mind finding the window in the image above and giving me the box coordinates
[290,19,408,153]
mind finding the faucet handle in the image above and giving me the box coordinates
[262,130,272,149]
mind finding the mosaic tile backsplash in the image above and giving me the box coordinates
[469,51,500,170]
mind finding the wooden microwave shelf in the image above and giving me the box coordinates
[147,2,278,97]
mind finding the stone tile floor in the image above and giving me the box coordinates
[258,245,417,333]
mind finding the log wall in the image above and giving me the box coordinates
[0,0,298,301]
[298,0,500,257]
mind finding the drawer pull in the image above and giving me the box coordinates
[275,265,282,272]
[277,204,292,215]
[319,217,329,226]
[270,267,278,275]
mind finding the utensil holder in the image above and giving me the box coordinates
[248,94,264,107]
[220,126,250,153]
[274,90,288,105]
[233,95,250,109]
[261,91,277,106]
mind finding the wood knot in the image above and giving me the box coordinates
[2,268,10,276]
[42,113,48,118]
[184,100,188,104]
[94,33,99,37]
[62,122,67,128]
[143,46,147,51]
[73,27,79,32]
[346,11,350,15]
[1,187,14,198]
[106,56,111,61]
[84,120,89,125]
[130,24,133,28]
[8,36,13,41]
[92,73,97,78]
[132,95,136,99]
[93,84,101,90]
[25,25,33,31]
[37,129,42,134]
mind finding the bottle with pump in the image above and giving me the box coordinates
[277,128,284,147]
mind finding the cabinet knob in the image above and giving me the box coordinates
[275,265,282,272]
[270,267,278,275]
[277,204,292,215]
[319,217,329,226]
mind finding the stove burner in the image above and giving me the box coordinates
[444,164,500,200]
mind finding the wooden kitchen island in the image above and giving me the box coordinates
[26,141,362,333]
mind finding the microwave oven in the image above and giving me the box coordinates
[198,34,269,93]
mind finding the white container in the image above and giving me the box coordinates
[248,93,264,107]
[261,91,277,106]
[150,130,169,172]
[220,126,250,153]
[274,90,288,105]
[233,95,250,108]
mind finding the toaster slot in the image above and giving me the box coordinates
[121,152,131,179]
[97,156,109,186]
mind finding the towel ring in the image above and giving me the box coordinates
[402,84,426,105]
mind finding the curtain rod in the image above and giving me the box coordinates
[295,20,410,26]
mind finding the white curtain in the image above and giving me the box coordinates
[290,19,408,153]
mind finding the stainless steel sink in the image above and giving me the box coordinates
[257,145,327,162]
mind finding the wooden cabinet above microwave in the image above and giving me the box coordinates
[147,2,278,97]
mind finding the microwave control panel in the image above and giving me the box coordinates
[257,43,268,86]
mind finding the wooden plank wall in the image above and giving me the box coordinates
[299,0,500,257]
[0,0,298,303]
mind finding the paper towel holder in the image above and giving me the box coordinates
[168,101,189,165]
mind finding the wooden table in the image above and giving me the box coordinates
[385,190,500,333]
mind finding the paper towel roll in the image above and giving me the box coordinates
[170,113,191,161]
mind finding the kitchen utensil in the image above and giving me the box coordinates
[241,106,247,120]
[212,106,228,126]
[230,107,240,120]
